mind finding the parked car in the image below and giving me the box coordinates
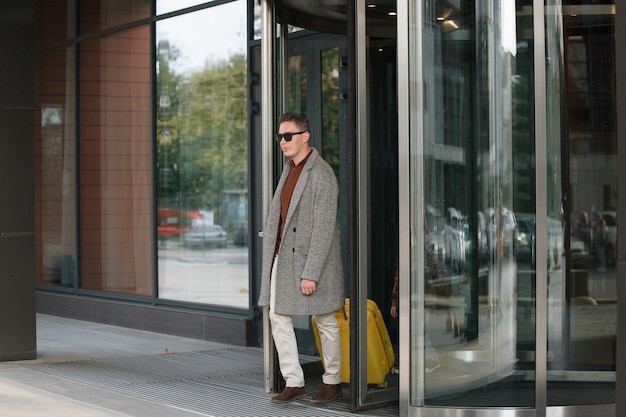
[515,213,536,264]
[182,221,228,249]
[514,213,564,270]
[157,209,203,239]
[455,212,490,271]
[425,205,446,263]
[444,207,466,272]
[477,211,489,264]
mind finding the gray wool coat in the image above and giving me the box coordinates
[257,148,345,316]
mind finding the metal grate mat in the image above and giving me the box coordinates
[25,347,398,417]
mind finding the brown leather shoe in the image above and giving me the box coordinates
[271,386,306,403]
[311,383,342,403]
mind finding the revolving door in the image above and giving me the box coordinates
[260,0,619,415]
[399,1,618,416]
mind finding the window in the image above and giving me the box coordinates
[35,47,77,287]
[79,26,153,295]
[156,0,249,307]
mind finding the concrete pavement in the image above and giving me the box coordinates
[0,314,397,417]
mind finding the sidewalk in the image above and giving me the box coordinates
[0,314,397,417]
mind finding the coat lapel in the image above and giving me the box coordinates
[283,149,317,230]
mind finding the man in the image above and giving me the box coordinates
[258,112,344,404]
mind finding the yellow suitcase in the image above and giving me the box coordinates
[312,298,395,388]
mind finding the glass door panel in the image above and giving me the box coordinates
[546,2,617,406]
[408,0,617,411]
[270,2,398,407]
[354,0,400,409]
[283,33,348,357]
[410,0,536,407]
[156,2,249,307]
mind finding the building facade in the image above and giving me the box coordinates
[1,0,624,415]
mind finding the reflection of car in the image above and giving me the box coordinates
[477,211,489,263]
[514,213,564,269]
[426,205,445,261]
[515,213,536,263]
[157,209,203,237]
[570,236,591,269]
[601,211,617,266]
[182,222,227,249]
[444,207,465,272]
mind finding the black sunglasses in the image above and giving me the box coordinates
[274,131,306,143]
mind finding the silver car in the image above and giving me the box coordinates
[182,223,228,249]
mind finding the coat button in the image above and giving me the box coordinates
[292,248,295,252]
[293,227,296,232]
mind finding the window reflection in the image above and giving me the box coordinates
[35,0,74,47]
[156,1,249,308]
[417,0,531,407]
[157,0,215,16]
[549,4,617,406]
[321,48,340,176]
[79,0,150,34]
[35,47,77,287]
[287,55,308,115]
[79,26,153,295]
[412,0,616,408]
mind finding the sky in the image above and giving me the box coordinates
[156,0,247,73]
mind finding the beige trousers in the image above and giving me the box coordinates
[269,256,342,387]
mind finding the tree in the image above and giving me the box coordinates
[157,39,248,229]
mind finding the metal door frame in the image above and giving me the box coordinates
[260,0,398,410]
[260,0,276,394]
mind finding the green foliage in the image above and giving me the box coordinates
[156,42,248,225]
[321,48,340,177]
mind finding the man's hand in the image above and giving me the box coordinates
[301,279,317,296]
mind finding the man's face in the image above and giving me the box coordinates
[278,120,310,163]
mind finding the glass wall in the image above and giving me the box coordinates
[549,2,617,406]
[157,0,214,16]
[360,0,400,405]
[36,3,154,294]
[284,34,343,177]
[408,0,616,412]
[155,0,249,307]
[34,0,74,47]
[79,0,150,34]
[79,26,153,295]
[36,1,251,309]
[35,46,77,287]
[410,0,529,406]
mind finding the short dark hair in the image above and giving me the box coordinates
[278,112,310,132]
